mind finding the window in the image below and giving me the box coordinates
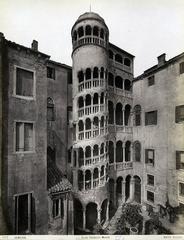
[47,66,55,80]
[16,67,34,98]
[134,141,141,162]
[145,111,157,125]
[115,54,123,64]
[147,191,154,202]
[52,198,64,218]
[179,183,184,196]
[148,75,155,86]
[16,122,34,152]
[124,58,131,67]
[180,62,184,74]
[134,105,141,126]
[145,149,154,166]
[15,193,33,234]
[47,98,55,121]
[175,105,184,123]
[176,151,184,170]
[147,174,154,186]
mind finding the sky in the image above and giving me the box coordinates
[0,0,184,76]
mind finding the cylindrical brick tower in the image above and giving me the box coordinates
[71,12,109,232]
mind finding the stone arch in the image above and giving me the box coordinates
[85,170,91,190]
[85,146,91,158]
[100,67,104,78]
[78,147,84,167]
[85,25,92,35]
[115,54,123,64]
[109,141,114,163]
[100,142,105,155]
[86,202,97,230]
[125,104,131,126]
[108,101,114,124]
[78,120,84,132]
[93,93,98,105]
[116,102,123,125]
[100,116,104,128]
[85,94,91,106]
[85,118,91,130]
[93,144,99,156]
[93,116,99,129]
[116,141,123,162]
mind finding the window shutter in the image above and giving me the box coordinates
[176,151,181,170]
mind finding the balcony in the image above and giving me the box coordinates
[108,125,132,133]
[78,175,107,192]
[78,127,107,141]
[78,153,107,167]
[78,78,105,92]
[73,36,107,51]
[109,162,133,171]
[78,104,105,118]
[108,86,132,98]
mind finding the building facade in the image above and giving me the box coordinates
[0,11,184,235]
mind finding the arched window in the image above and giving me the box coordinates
[124,79,131,91]
[85,25,91,35]
[78,26,84,38]
[115,54,123,64]
[125,104,131,126]
[85,94,91,106]
[78,120,84,132]
[78,96,84,108]
[100,116,104,128]
[116,141,123,162]
[85,118,91,130]
[116,103,123,125]
[86,68,91,80]
[134,141,141,162]
[100,143,104,155]
[73,31,77,41]
[125,141,131,162]
[93,93,98,105]
[100,92,104,104]
[108,101,114,124]
[93,67,98,78]
[100,67,104,79]
[134,105,141,126]
[93,145,99,156]
[100,29,104,39]
[93,26,99,36]
[109,50,113,59]
[78,71,84,83]
[109,141,114,163]
[124,58,131,67]
[108,73,114,86]
[85,146,91,158]
[47,97,55,121]
[93,116,99,129]
[115,76,123,89]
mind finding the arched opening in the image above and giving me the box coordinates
[73,150,77,167]
[93,116,99,130]
[108,72,114,86]
[93,144,99,156]
[100,67,104,78]
[78,147,84,167]
[101,165,105,176]
[116,177,123,206]
[115,54,123,64]
[85,170,91,190]
[101,199,108,224]
[116,102,123,125]
[125,141,131,162]
[109,141,114,163]
[124,79,131,91]
[85,118,91,130]
[93,26,99,36]
[116,141,123,162]
[134,141,141,162]
[125,104,131,126]
[85,94,91,106]
[86,202,97,230]
[78,71,84,83]
[134,105,141,126]
[78,96,84,108]
[100,92,104,104]
[108,101,114,124]
[100,29,104,39]
[85,146,91,158]
[93,93,98,105]
[73,31,77,41]
[134,176,141,203]
[78,170,83,190]
[124,58,131,67]
[47,97,55,121]
[100,116,104,128]
[85,25,92,35]
[115,76,123,89]
[78,26,84,38]
[125,175,131,200]
[93,168,99,188]
[109,50,113,59]
[74,199,83,229]
[100,143,104,155]
[78,120,84,132]
[93,67,98,78]
[86,68,91,80]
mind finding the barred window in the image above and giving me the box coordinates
[47,66,55,80]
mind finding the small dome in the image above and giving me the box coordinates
[77,12,105,23]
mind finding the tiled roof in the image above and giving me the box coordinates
[47,158,72,194]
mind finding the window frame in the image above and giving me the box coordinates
[14,65,36,100]
[145,149,155,166]
[147,190,154,203]
[176,151,184,170]
[145,110,157,125]
[179,62,184,75]
[179,182,184,197]
[52,198,64,219]
[47,66,56,80]
[14,120,35,154]
[147,75,155,86]
[175,105,184,123]
[147,174,155,186]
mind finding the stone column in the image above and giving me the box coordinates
[97,206,101,224]
[83,171,85,191]
[123,143,125,162]
[131,144,133,162]
[83,205,86,230]
[114,181,117,207]
[122,180,126,203]
[91,169,94,189]
[130,177,135,201]
[98,94,101,112]
[122,109,125,126]
[114,144,116,170]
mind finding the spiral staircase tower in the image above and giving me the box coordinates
[71,12,110,232]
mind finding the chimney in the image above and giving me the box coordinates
[31,40,38,51]
[157,53,166,67]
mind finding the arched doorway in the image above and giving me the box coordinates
[101,199,108,224]
[134,176,141,203]
[74,199,83,229]
[109,178,114,204]
[86,202,97,230]
[125,175,131,201]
